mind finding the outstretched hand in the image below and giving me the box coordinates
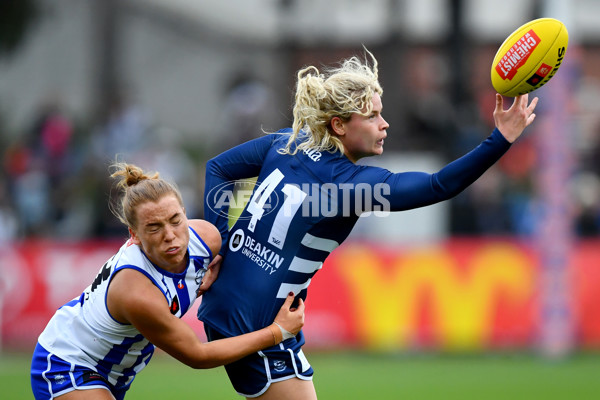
[493,93,539,143]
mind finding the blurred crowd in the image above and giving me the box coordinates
[0,91,204,240]
[2,43,600,242]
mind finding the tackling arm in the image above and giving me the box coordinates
[107,269,304,369]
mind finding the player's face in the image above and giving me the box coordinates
[129,194,190,273]
[338,93,389,163]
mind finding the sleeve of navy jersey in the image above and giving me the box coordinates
[348,128,511,210]
[204,134,277,254]
[206,129,510,221]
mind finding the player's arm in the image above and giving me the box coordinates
[357,133,518,214]
[355,93,539,212]
[107,269,304,369]
[352,127,510,212]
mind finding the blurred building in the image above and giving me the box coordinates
[1,0,600,239]
[2,0,600,141]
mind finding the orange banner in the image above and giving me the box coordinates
[306,239,537,351]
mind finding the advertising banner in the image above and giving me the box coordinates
[2,238,599,351]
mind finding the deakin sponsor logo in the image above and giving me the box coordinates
[228,229,284,275]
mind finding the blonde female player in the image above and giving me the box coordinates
[198,49,538,399]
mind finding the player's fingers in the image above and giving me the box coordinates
[495,93,503,112]
[527,96,539,113]
[512,93,525,110]
[207,255,222,270]
[281,292,295,309]
[296,298,305,313]
[521,93,530,108]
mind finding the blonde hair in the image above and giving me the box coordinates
[109,162,183,229]
[279,48,383,156]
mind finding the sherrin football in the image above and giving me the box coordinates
[491,18,568,97]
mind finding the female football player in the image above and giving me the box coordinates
[198,49,538,399]
[31,162,304,399]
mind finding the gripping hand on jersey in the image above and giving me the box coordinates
[197,254,223,296]
[270,292,305,343]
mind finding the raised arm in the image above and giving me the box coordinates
[107,269,304,369]
[353,93,539,212]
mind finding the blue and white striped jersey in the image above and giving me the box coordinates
[37,226,212,391]
[198,128,511,337]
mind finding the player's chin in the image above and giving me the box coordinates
[164,249,186,264]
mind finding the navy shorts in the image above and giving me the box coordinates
[205,326,314,397]
[30,343,127,400]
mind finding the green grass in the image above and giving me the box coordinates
[5,350,600,399]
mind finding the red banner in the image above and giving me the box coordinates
[2,238,600,351]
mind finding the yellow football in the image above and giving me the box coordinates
[491,18,568,97]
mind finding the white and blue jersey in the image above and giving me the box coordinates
[35,226,212,394]
[198,128,511,337]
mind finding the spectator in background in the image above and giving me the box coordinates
[0,175,18,241]
[402,48,456,155]
[3,94,76,237]
[32,96,74,183]
[3,137,52,236]
[90,89,152,162]
[90,88,154,236]
[131,126,202,219]
[216,74,276,152]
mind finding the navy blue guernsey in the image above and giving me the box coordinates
[198,128,511,337]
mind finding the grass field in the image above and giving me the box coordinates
[5,350,600,399]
